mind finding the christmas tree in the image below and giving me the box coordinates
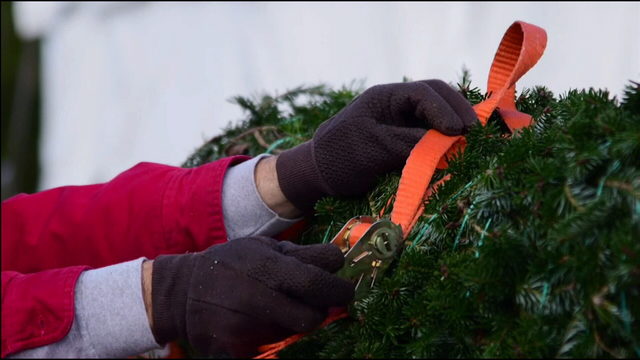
[183,73,639,358]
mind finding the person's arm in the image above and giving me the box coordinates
[3,154,304,358]
[1,267,89,358]
[1,156,247,273]
[3,79,478,358]
[4,237,354,359]
[5,260,160,359]
[222,154,302,239]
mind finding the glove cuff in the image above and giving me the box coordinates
[276,141,329,213]
[151,254,195,345]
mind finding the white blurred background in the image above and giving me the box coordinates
[10,1,640,192]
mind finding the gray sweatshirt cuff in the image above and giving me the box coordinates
[222,154,303,240]
[10,258,162,358]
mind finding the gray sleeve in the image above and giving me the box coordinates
[222,154,303,240]
[10,258,163,359]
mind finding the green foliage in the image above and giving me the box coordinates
[181,83,361,168]
[185,77,640,358]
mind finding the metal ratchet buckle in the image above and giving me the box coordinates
[330,216,403,301]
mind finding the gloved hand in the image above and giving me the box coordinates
[150,237,354,357]
[276,79,478,212]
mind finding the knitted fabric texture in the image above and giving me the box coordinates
[151,237,353,357]
[277,80,478,212]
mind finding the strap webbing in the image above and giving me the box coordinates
[255,20,547,359]
[390,21,547,237]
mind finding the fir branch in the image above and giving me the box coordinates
[184,74,640,359]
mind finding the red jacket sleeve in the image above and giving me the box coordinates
[1,156,248,356]
[2,267,88,357]
[2,156,248,272]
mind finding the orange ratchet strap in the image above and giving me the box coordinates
[255,20,547,359]
[392,20,547,237]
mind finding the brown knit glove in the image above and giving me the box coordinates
[151,237,353,357]
[276,79,478,212]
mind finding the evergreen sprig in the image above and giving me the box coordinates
[185,77,639,359]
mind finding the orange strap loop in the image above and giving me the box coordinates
[391,21,547,238]
[255,20,547,359]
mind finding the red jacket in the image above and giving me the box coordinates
[1,156,248,357]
